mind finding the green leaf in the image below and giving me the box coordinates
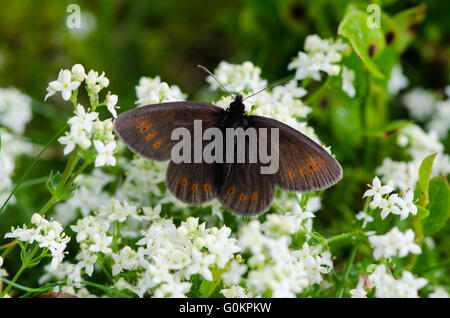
[416,206,430,220]
[393,4,427,53]
[338,9,385,78]
[423,177,450,235]
[360,119,413,137]
[416,153,437,207]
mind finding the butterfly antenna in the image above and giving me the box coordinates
[197,65,235,99]
[242,81,289,101]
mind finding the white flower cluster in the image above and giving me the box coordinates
[288,34,349,78]
[0,87,32,134]
[207,61,268,94]
[377,124,450,191]
[4,214,70,271]
[53,169,113,226]
[39,261,94,297]
[236,208,331,298]
[368,227,421,260]
[402,87,450,139]
[135,76,186,106]
[387,64,409,95]
[130,217,240,297]
[68,197,240,298]
[0,131,32,207]
[363,176,417,220]
[0,256,7,278]
[211,62,319,143]
[365,265,426,298]
[46,64,118,167]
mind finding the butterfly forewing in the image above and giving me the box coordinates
[248,115,343,192]
[114,102,222,161]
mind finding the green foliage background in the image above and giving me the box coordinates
[0,0,449,295]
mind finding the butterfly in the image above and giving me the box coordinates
[114,67,342,216]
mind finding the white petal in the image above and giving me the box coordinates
[95,155,106,167]
[62,89,72,101]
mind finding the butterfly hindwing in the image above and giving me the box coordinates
[114,102,223,161]
[166,161,219,204]
[248,115,343,192]
[218,162,275,216]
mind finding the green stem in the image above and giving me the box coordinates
[99,261,114,283]
[0,125,67,216]
[38,196,58,216]
[65,157,92,187]
[0,278,132,298]
[336,243,360,298]
[59,147,80,188]
[407,216,424,271]
[326,230,361,244]
[0,244,40,297]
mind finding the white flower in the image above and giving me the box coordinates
[88,232,113,254]
[398,229,421,257]
[207,61,267,93]
[342,66,356,97]
[379,193,403,219]
[135,76,186,106]
[368,265,427,297]
[68,105,99,133]
[388,64,409,95]
[221,260,247,286]
[288,35,348,81]
[112,246,137,276]
[349,276,367,298]
[0,256,7,278]
[427,99,450,139]
[76,250,97,276]
[221,285,250,298]
[45,69,81,101]
[71,64,86,82]
[363,176,393,207]
[85,70,109,93]
[356,211,373,228]
[369,227,421,260]
[105,92,119,118]
[0,88,32,134]
[429,287,449,298]
[94,140,116,167]
[402,88,435,121]
[184,249,215,281]
[398,189,417,220]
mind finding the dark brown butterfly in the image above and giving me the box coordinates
[114,72,342,216]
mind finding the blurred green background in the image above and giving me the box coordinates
[0,0,449,288]
[1,0,449,227]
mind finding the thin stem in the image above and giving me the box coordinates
[37,196,58,216]
[65,157,93,187]
[99,261,114,283]
[336,243,360,298]
[0,244,40,297]
[407,216,424,271]
[326,230,361,244]
[59,147,80,188]
[0,125,67,216]
[206,267,223,297]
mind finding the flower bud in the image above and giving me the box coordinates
[71,64,86,82]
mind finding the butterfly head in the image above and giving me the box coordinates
[228,94,246,116]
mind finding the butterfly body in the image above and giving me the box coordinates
[114,94,342,216]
